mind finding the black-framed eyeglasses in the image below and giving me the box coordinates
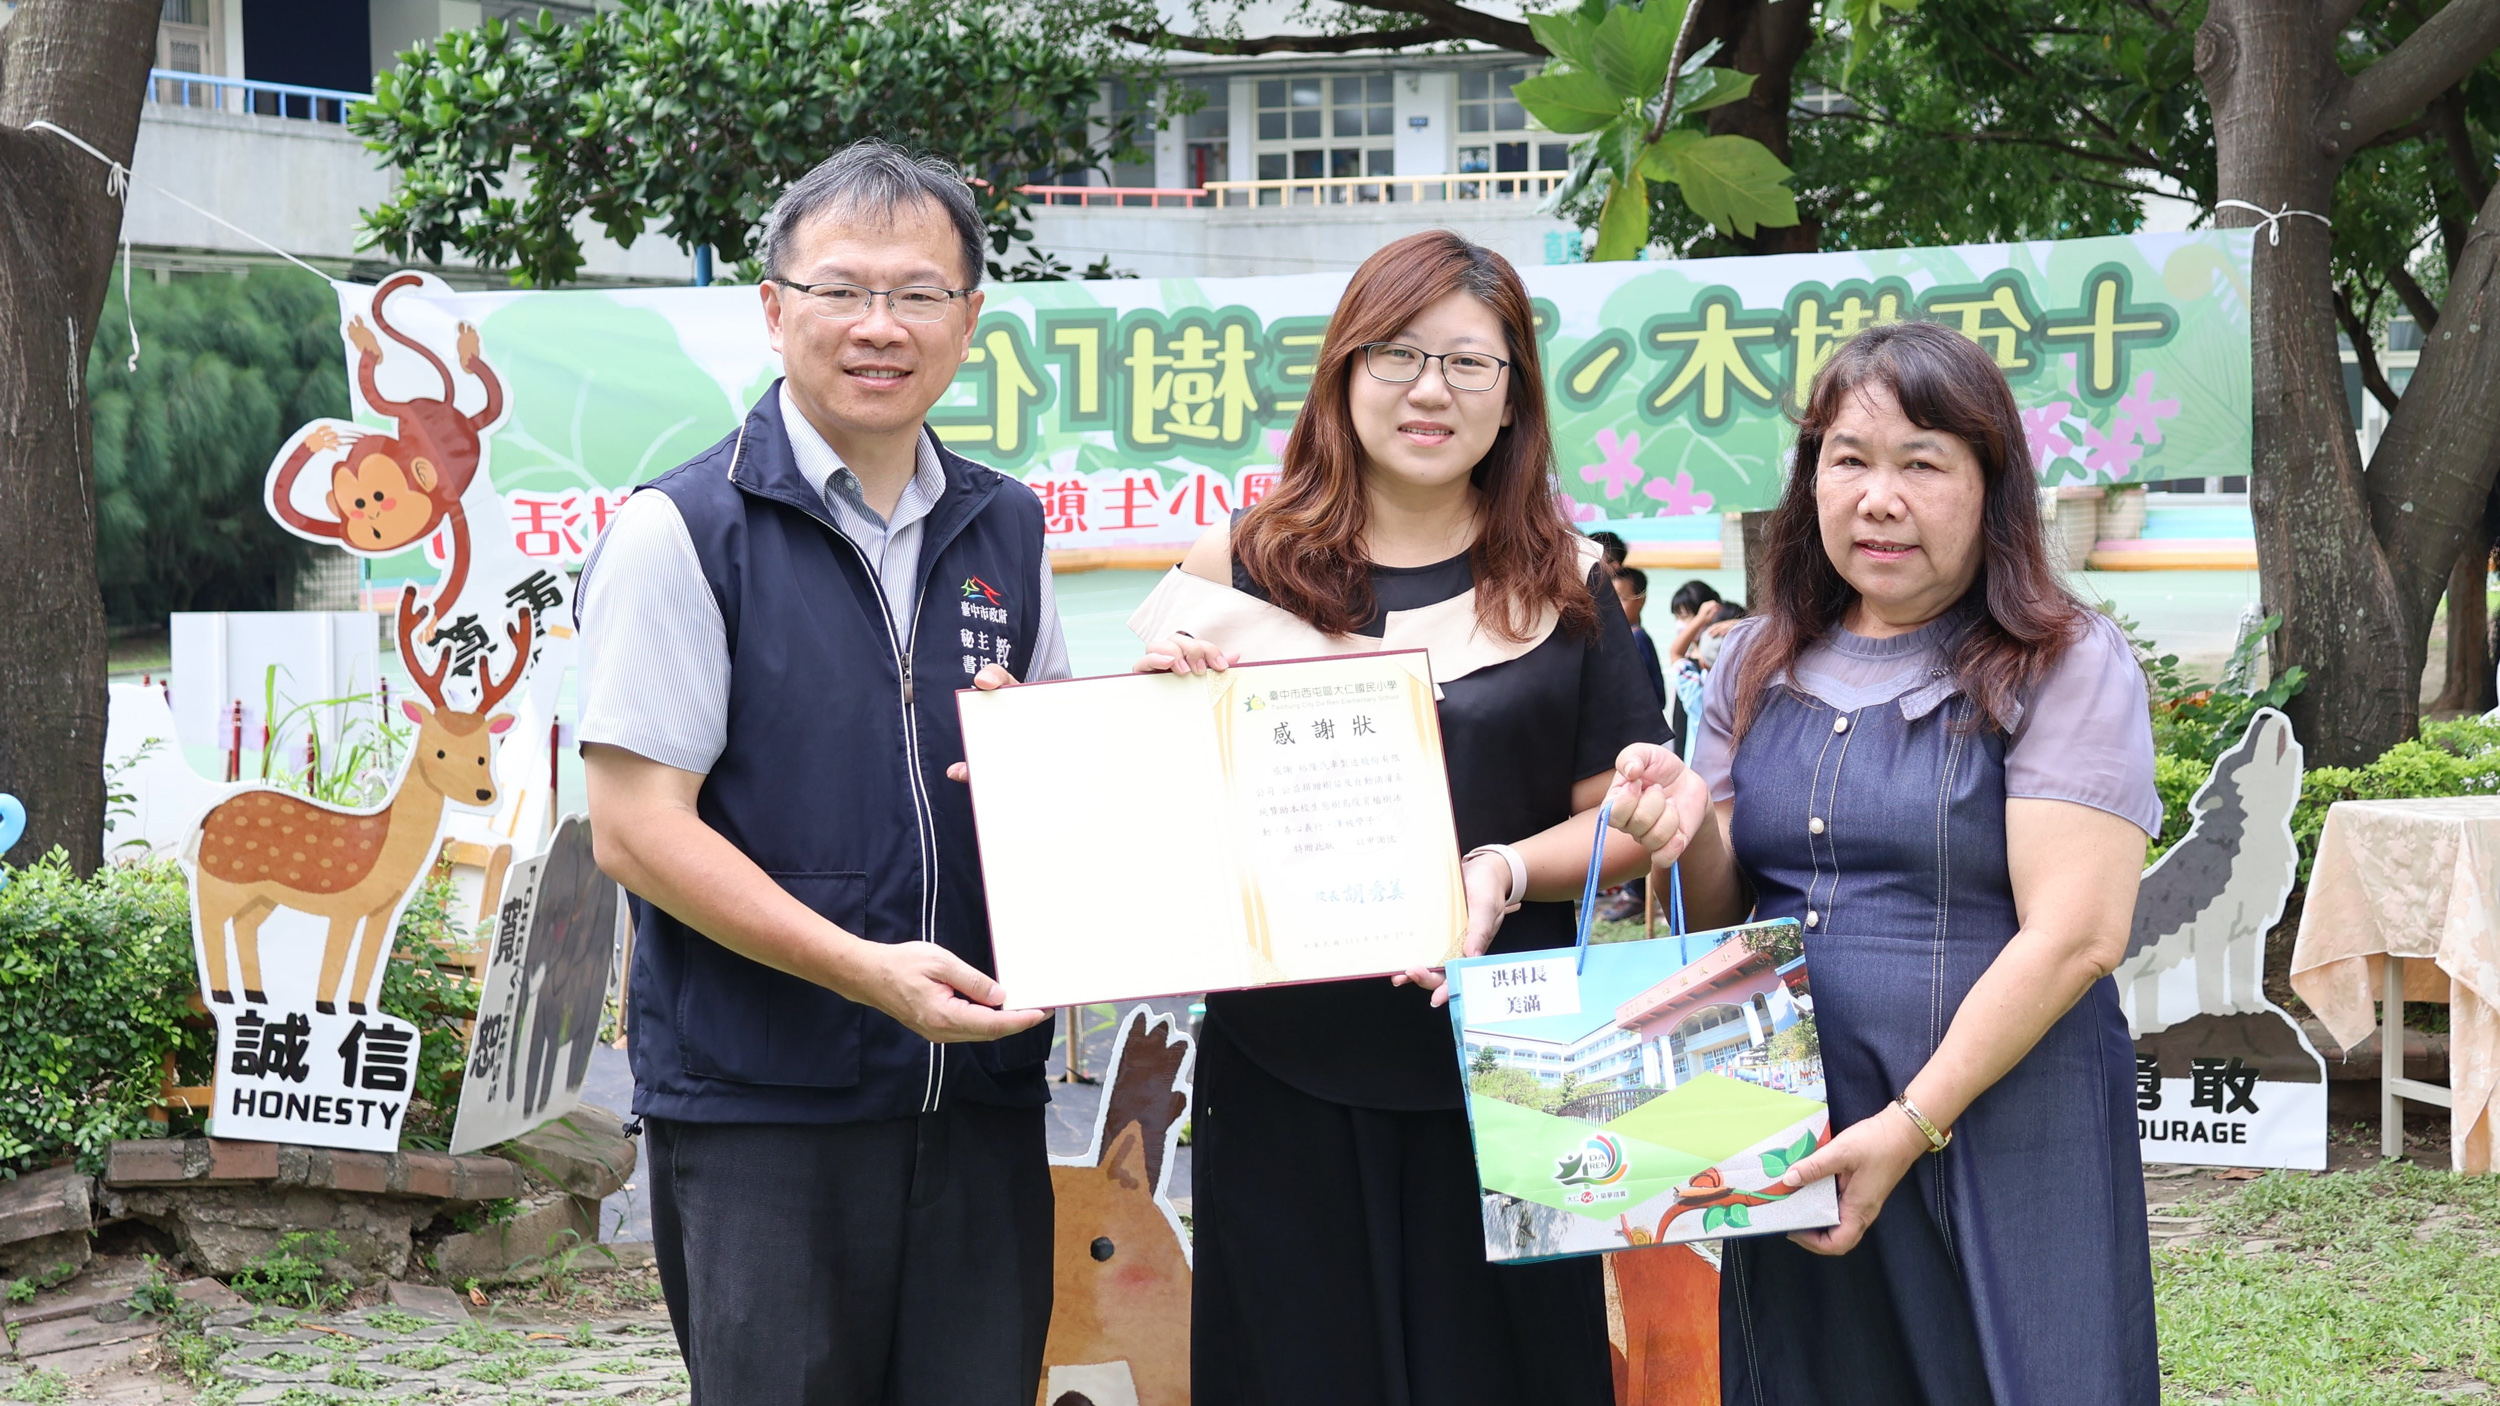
[772,278,970,323]
[1360,341,1511,392]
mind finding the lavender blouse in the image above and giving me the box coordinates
[1693,607,2163,836]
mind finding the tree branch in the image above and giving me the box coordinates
[2335,286,2404,414]
[2342,0,2500,147]
[2368,153,2500,617]
[2432,86,2495,211]
[1802,104,2181,187]
[1956,32,2198,186]
[2321,0,2380,33]
[1351,0,1542,54]
[2390,262,2442,332]
[1106,20,1453,54]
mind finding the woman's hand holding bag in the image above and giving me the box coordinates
[1606,742,1714,862]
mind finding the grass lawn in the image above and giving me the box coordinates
[2157,1164,2500,1402]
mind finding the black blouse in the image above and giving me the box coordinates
[1205,549,1672,1110]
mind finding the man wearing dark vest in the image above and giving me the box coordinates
[578,142,1061,1404]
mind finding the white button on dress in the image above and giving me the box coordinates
[1834,716,1850,734]
[1809,817,1826,835]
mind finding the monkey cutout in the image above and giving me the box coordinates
[268,272,505,621]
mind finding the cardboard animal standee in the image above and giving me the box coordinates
[449,813,623,1155]
[264,272,504,624]
[2115,707,2329,1168]
[1043,1008,1194,1406]
[261,269,577,860]
[183,587,527,1151]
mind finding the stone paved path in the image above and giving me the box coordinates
[200,1303,685,1405]
[0,1156,2396,1402]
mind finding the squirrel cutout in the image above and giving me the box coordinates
[266,272,506,623]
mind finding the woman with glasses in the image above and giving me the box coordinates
[1127,230,1665,1406]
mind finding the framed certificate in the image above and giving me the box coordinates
[956,650,1466,1009]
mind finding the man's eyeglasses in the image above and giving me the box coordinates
[773,279,969,324]
[1360,342,1510,392]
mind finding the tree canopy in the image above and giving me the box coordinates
[351,0,1149,287]
[86,269,339,630]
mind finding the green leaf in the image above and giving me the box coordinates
[1760,1150,1790,1178]
[1788,1128,1819,1163]
[1512,70,1625,134]
[1702,1205,1729,1233]
[1636,127,1702,182]
[1591,0,1685,101]
[1725,1203,1752,1228]
[1672,66,1756,117]
[1591,169,1652,260]
[1527,10,1599,74]
[1664,133,1799,237]
[1838,0,1918,82]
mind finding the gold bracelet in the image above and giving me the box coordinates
[1894,1096,1952,1153]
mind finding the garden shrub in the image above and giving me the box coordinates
[2287,717,2500,883]
[0,855,481,1171]
[0,855,206,1176]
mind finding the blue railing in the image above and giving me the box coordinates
[147,68,372,124]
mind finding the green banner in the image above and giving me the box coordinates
[319,230,2252,581]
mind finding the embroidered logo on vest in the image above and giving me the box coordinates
[957,576,1014,677]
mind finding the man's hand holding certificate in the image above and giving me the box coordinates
[956,652,1466,1008]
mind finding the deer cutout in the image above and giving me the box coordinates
[188,586,528,1014]
[1042,1007,1194,1406]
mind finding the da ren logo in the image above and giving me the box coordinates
[961,576,1003,607]
[1554,1133,1631,1189]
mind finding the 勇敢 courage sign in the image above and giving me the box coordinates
[328,229,2252,581]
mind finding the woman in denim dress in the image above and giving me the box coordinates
[1604,321,2163,1404]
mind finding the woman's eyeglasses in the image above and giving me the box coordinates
[1360,342,1510,392]
[773,279,968,323]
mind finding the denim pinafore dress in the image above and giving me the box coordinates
[1717,646,2159,1405]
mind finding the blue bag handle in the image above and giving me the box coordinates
[1574,787,1684,973]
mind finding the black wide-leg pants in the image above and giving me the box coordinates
[646,1104,1053,1406]
[1190,1017,1615,1406]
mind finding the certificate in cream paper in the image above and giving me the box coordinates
[957,651,1467,1009]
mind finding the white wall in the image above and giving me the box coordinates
[369,0,481,81]
[1028,200,1575,279]
[1226,76,1256,183]
[1395,69,1454,176]
[125,100,697,283]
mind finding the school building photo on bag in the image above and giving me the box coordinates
[1,1,2498,1404]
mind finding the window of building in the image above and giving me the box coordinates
[1456,69,1568,195]
[1457,67,1527,134]
[1105,78,1158,200]
[158,0,208,73]
[1255,72,1394,202]
[1183,75,1230,190]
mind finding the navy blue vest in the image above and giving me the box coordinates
[614,385,1052,1124]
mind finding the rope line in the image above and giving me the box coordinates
[24,116,339,372]
[26,120,139,371]
[2214,199,2333,247]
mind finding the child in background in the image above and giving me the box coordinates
[1587,530,1630,574]
[1612,566,1668,709]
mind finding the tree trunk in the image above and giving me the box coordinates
[1696,0,1820,255]
[2197,0,2500,765]
[1740,509,1773,611]
[2432,542,2492,716]
[0,0,159,875]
